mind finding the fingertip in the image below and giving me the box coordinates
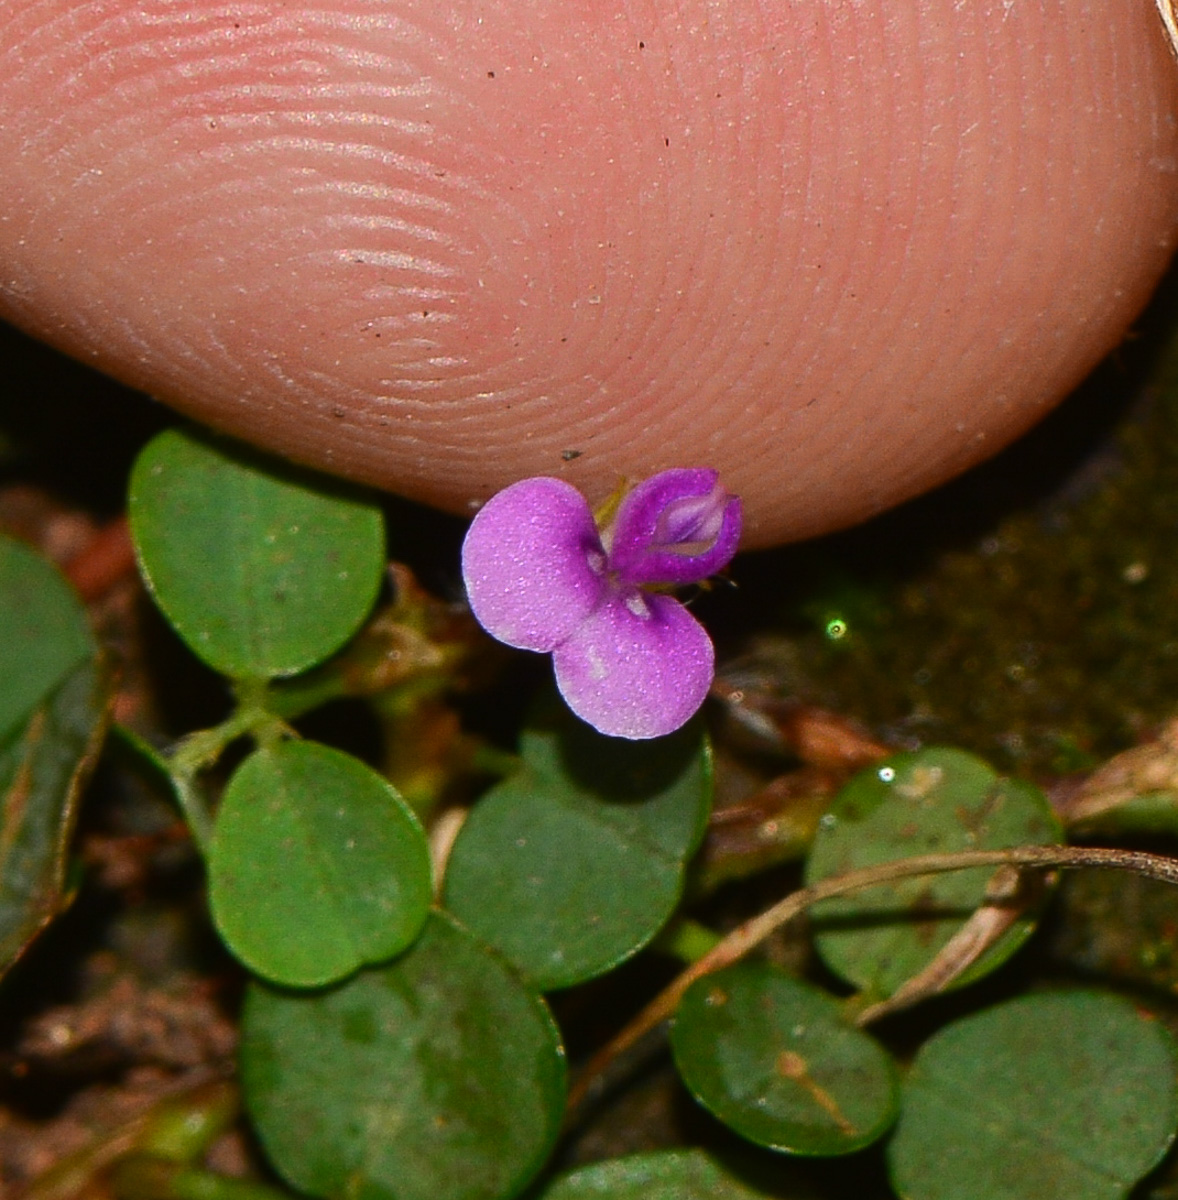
[0,1,1175,546]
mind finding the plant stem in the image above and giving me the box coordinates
[113,1158,292,1200]
[265,670,349,721]
[565,843,1178,1116]
[110,724,215,850]
[167,709,257,779]
[162,683,293,853]
[165,1171,293,1200]
[169,773,214,855]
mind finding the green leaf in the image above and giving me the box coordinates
[670,962,899,1156]
[518,709,714,861]
[443,714,712,990]
[0,534,95,740]
[129,428,385,680]
[536,1148,792,1199]
[803,747,1061,999]
[0,659,108,976]
[209,740,431,988]
[241,912,566,1200]
[888,991,1178,1200]
[0,537,104,977]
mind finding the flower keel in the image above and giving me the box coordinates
[607,468,742,586]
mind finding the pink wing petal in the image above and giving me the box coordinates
[461,477,606,651]
[552,590,714,739]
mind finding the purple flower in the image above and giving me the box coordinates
[461,469,742,739]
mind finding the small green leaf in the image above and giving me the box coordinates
[209,740,431,988]
[443,714,712,989]
[242,913,566,1200]
[537,1148,789,1198]
[670,962,899,1156]
[0,659,108,976]
[804,747,1061,998]
[519,708,714,861]
[0,534,95,740]
[888,991,1178,1200]
[129,428,385,680]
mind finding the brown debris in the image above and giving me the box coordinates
[1061,716,1178,826]
[78,829,189,897]
[700,686,891,889]
[712,677,890,769]
[16,976,235,1073]
[1,974,237,1192]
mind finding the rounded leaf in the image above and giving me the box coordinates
[888,991,1178,1200]
[538,1148,782,1199]
[209,741,431,987]
[804,748,1061,998]
[0,535,95,740]
[671,962,899,1156]
[241,913,567,1200]
[520,705,714,861]
[130,428,385,679]
[444,716,711,989]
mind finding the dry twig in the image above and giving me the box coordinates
[566,844,1178,1116]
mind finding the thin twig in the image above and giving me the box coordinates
[853,864,1026,1027]
[566,844,1178,1115]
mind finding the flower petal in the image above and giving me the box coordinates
[607,468,742,586]
[462,477,605,651]
[552,590,714,739]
